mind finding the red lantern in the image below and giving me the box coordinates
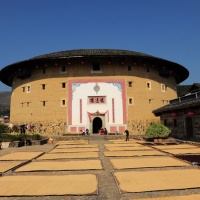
[81,60,85,64]
[172,112,178,117]
[188,112,196,117]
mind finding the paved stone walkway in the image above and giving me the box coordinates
[0,135,200,200]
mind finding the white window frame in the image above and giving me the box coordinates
[161,83,167,92]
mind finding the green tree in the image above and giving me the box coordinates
[145,122,171,138]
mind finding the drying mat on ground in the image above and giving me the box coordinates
[113,168,200,193]
[110,156,191,169]
[56,141,89,145]
[104,143,143,147]
[15,160,103,172]
[153,144,198,150]
[108,139,138,143]
[49,147,99,153]
[56,144,98,149]
[162,148,200,155]
[0,161,24,173]
[0,174,98,196]
[104,150,166,157]
[0,152,44,161]
[105,146,153,151]
[37,152,99,160]
[133,194,200,200]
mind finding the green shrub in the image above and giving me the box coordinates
[145,122,171,138]
[0,134,17,142]
[0,133,42,142]
[29,134,42,140]
[0,123,9,134]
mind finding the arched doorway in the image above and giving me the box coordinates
[93,117,102,134]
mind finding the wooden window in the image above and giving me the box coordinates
[128,82,132,87]
[129,98,133,104]
[42,101,46,106]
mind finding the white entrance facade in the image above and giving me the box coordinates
[67,78,127,133]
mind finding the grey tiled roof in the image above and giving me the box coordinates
[0,49,189,86]
[153,98,200,115]
[32,49,154,59]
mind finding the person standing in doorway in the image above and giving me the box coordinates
[124,129,129,141]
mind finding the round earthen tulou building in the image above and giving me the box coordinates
[0,49,189,135]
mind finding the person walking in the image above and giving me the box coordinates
[124,129,129,141]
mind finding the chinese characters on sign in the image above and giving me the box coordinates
[88,96,106,104]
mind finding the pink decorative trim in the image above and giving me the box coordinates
[87,110,108,122]
[119,126,125,132]
[70,127,77,132]
[80,99,82,123]
[110,126,117,133]
[112,98,115,123]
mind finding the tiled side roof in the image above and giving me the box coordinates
[188,83,200,93]
[153,98,200,115]
[176,85,192,97]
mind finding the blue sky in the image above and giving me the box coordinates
[0,0,199,91]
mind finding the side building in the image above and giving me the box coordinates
[0,49,189,135]
[153,83,200,141]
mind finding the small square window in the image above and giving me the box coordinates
[149,99,152,104]
[92,63,101,72]
[61,66,66,72]
[27,85,31,93]
[62,100,66,105]
[129,98,132,104]
[174,119,177,127]
[128,82,132,87]
[62,83,66,88]
[147,82,151,89]
[22,87,25,92]
[42,101,46,106]
[161,84,167,92]
[42,84,46,90]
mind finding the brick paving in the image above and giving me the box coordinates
[0,135,200,200]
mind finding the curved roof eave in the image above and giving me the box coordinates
[0,49,189,86]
